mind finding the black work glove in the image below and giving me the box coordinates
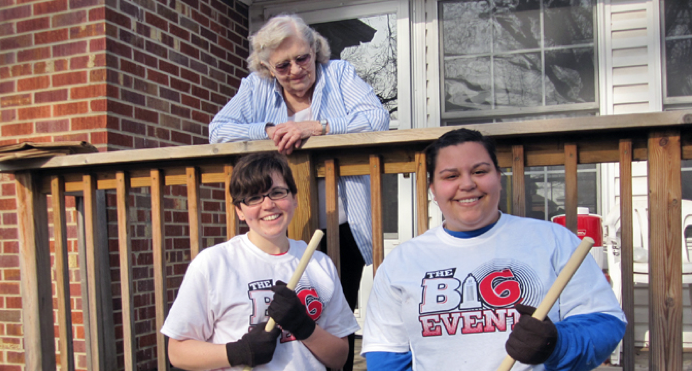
[225,321,281,367]
[268,280,316,340]
[505,303,558,365]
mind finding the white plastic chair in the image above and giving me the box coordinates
[603,199,692,364]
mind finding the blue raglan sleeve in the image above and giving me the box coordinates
[365,351,413,371]
[544,313,626,371]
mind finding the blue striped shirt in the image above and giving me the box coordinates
[209,60,390,265]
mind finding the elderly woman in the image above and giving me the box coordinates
[361,128,627,371]
[209,14,389,371]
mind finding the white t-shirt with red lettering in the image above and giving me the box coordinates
[161,234,359,371]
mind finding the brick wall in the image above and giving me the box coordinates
[0,0,248,367]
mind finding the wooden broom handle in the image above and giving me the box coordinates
[242,230,324,371]
[496,237,595,371]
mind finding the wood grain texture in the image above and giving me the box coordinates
[51,176,75,371]
[186,167,202,259]
[564,143,578,234]
[16,171,56,370]
[647,131,682,371]
[288,153,317,243]
[370,155,384,274]
[82,174,103,371]
[150,170,169,371]
[225,164,237,240]
[415,151,428,236]
[511,145,526,217]
[116,171,136,371]
[619,139,635,371]
[325,159,341,277]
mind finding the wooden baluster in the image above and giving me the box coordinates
[648,130,682,371]
[186,167,202,259]
[325,159,340,277]
[116,171,136,371]
[83,174,104,371]
[370,155,384,274]
[415,151,428,235]
[225,164,237,240]
[150,170,169,371]
[619,139,635,371]
[16,172,55,370]
[51,175,75,371]
[511,145,526,217]
[287,153,317,243]
[564,143,578,234]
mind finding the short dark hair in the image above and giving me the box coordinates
[230,152,298,206]
[424,128,500,184]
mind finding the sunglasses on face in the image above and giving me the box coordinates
[269,53,312,76]
[240,187,291,206]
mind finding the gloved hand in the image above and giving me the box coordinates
[268,280,316,340]
[225,321,281,367]
[505,303,558,364]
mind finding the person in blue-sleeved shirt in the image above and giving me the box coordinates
[362,128,626,371]
[209,14,390,371]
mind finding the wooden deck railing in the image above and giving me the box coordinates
[3,110,692,371]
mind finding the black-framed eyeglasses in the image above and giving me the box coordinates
[268,53,313,76]
[240,187,291,206]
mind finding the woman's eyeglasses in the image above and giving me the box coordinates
[240,187,291,206]
[268,53,312,76]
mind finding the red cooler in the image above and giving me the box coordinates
[551,207,605,268]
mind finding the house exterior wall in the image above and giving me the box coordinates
[0,0,248,368]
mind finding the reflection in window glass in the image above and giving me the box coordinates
[440,0,596,116]
[663,1,692,98]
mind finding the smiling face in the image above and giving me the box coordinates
[267,35,317,99]
[429,142,502,232]
[235,171,297,253]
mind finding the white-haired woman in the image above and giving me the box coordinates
[209,14,390,371]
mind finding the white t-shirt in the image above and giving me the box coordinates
[161,234,360,371]
[362,213,625,371]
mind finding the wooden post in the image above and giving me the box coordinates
[415,151,428,235]
[151,170,169,371]
[325,159,341,277]
[186,167,202,258]
[511,145,526,217]
[648,130,682,371]
[370,155,384,274]
[287,152,317,243]
[564,143,578,234]
[224,164,237,240]
[619,139,635,371]
[116,171,136,371]
[51,175,75,371]
[16,171,56,371]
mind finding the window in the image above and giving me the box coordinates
[439,0,599,122]
[662,0,692,107]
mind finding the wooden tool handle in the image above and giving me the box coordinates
[242,230,325,371]
[496,237,595,371]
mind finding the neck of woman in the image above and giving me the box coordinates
[283,86,314,116]
[247,230,290,255]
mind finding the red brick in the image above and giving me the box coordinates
[52,10,86,27]
[108,131,133,147]
[0,34,32,50]
[70,0,101,9]
[0,66,8,79]
[71,115,106,130]
[159,60,178,76]
[90,130,107,144]
[54,101,88,116]
[0,94,30,108]
[70,84,104,99]
[17,105,49,120]
[6,324,22,337]
[120,59,145,78]
[6,296,21,308]
[89,37,105,52]
[10,63,31,77]
[145,11,167,31]
[89,6,104,21]
[1,109,16,122]
[169,24,189,41]
[17,46,50,62]
[33,0,67,15]
[0,227,18,240]
[105,8,130,29]
[0,282,19,295]
[192,110,209,124]
[90,98,106,111]
[0,5,31,22]
[17,75,49,91]
[1,122,33,136]
[4,268,20,280]
[69,54,88,69]
[53,40,86,57]
[0,199,17,210]
[107,99,132,116]
[70,22,104,39]
[16,17,49,33]
[0,51,16,65]
[52,71,86,87]
[135,107,157,124]
[106,84,118,98]
[106,38,131,58]
[147,69,168,85]
[34,28,67,44]
[2,184,16,197]
[34,88,67,103]
[0,22,14,37]
[180,68,200,84]
[0,81,14,94]
[35,118,68,132]
[171,130,191,145]
[54,132,88,142]
[2,213,17,225]
[89,68,106,82]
